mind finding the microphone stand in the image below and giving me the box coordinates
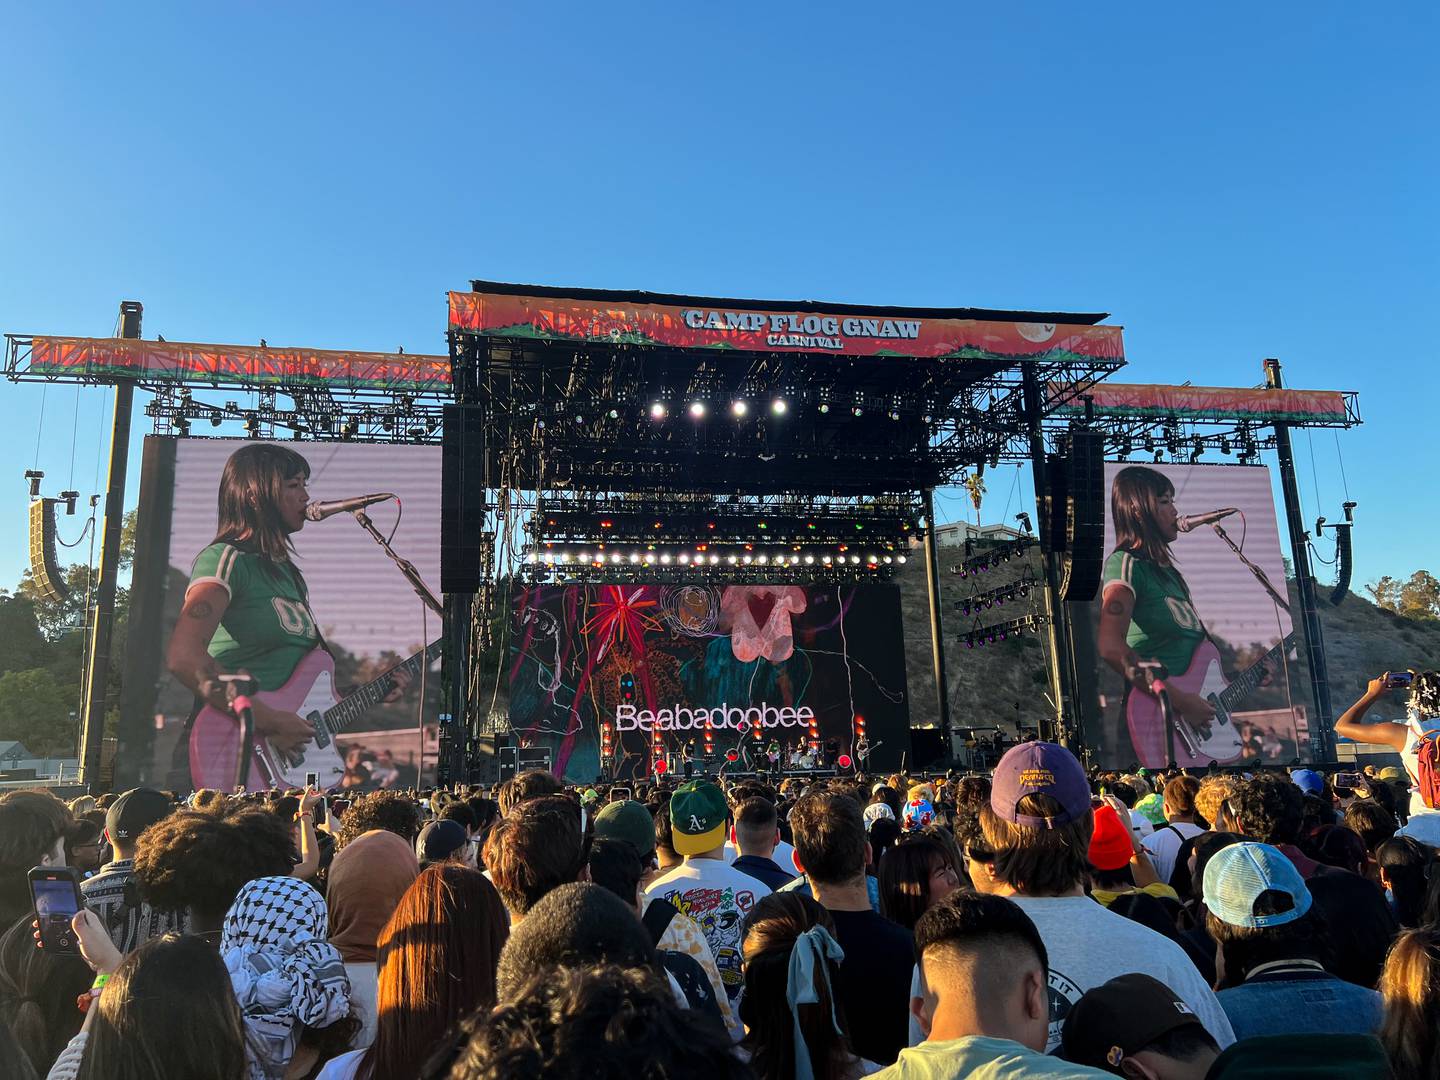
[351,508,445,617]
[1209,523,1292,615]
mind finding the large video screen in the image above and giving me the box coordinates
[508,583,911,781]
[119,438,443,791]
[1081,462,1308,769]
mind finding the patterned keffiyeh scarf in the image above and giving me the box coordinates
[221,876,351,1080]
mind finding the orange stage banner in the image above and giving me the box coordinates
[450,290,1125,365]
[1054,382,1351,424]
[28,337,450,392]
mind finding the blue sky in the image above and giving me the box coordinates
[0,3,1434,595]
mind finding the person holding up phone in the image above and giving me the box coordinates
[1334,670,1440,845]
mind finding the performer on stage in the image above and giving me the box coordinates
[766,737,782,781]
[855,733,871,770]
[1096,466,1216,768]
[682,739,696,779]
[165,444,406,790]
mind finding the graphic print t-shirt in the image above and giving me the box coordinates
[188,542,321,690]
[1102,550,1207,677]
[1009,894,1234,1053]
[643,858,770,1001]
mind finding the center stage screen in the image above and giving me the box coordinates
[508,583,911,781]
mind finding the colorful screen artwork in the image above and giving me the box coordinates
[508,583,911,781]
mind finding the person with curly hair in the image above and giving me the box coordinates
[334,791,421,851]
[1229,774,1321,879]
[441,964,750,1080]
[130,804,295,943]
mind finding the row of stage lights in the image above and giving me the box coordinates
[1114,431,1260,464]
[961,614,1049,649]
[529,548,908,567]
[642,390,912,422]
[953,537,1036,578]
[955,573,1036,617]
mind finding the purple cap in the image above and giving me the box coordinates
[990,741,1091,829]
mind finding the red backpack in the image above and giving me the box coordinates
[1414,729,1440,810]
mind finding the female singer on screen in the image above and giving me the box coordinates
[165,444,324,787]
[1096,466,1217,767]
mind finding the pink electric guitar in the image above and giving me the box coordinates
[1125,634,1295,769]
[189,641,442,791]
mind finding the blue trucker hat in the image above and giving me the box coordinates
[1203,841,1312,929]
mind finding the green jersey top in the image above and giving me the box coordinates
[187,541,321,691]
[1101,549,1207,677]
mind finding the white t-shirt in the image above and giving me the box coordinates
[643,857,771,1001]
[1128,809,1154,838]
[1140,821,1206,885]
[1009,894,1235,1053]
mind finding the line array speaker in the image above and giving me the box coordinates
[28,499,69,603]
[441,404,486,594]
[1059,429,1106,601]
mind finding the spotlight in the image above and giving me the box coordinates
[818,402,831,414]
[628,553,641,564]
[888,410,900,421]
[852,406,863,417]
[897,555,907,564]
[660,553,672,564]
[771,398,788,415]
[731,400,748,417]
[678,553,690,564]
[650,402,668,419]
[608,408,619,419]
[688,401,706,419]
[709,554,719,565]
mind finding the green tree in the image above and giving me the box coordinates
[1368,571,1440,621]
[0,592,48,676]
[0,667,78,757]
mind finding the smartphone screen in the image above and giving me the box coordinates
[610,787,632,802]
[30,872,82,952]
[305,771,319,789]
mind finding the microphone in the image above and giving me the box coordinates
[305,493,396,522]
[1177,507,1239,533]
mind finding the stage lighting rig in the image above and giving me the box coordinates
[955,568,1036,616]
[953,536,1036,578]
[960,613,1048,649]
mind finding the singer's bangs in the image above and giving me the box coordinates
[1111,465,1176,566]
[213,444,311,564]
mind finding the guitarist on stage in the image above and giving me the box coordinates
[165,444,406,790]
[1097,466,1219,768]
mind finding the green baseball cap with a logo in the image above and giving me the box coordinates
[670,779,728,856]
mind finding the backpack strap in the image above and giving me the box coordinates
[642,897,681,947]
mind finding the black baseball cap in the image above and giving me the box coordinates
[1061,973,1209,1071]
[105,788,173,844]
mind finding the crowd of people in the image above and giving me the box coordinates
[2,680,1440,1078]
